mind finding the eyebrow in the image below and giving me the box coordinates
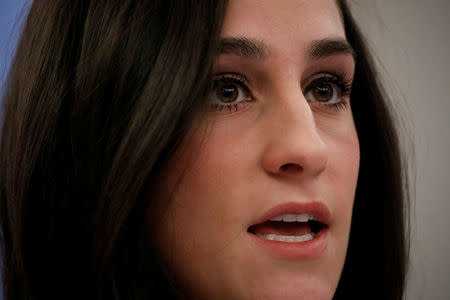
[216,37,355,61]
[216,37,268,60]
[307,38,356,60]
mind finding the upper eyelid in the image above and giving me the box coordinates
[213,72,249,83]
[301,72,351,87]
[212,71,353,94]
[212,73,253,96]
[304,75,343,90]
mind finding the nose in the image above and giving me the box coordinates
[261,91,328,179]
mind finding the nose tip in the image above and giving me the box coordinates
[260,100,329,178]
[263,135,328,178]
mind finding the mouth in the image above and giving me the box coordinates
[247,213,326,242]
[247,202,330,258]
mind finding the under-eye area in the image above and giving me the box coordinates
[248,214,327,243]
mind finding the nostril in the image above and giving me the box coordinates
[280,163,302,173]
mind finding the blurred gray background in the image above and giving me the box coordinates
[1,1,449,299]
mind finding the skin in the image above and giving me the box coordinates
[149,0,360,299]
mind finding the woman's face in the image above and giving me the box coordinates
[150,0,359,299]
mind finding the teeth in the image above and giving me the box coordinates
[296,214,309,222]
[256,233,316,242]
[283,214,298,222]
[269,213,315,222]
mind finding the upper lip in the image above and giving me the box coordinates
[250,201,331,227]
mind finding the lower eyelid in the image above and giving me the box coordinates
[210,99,253,114]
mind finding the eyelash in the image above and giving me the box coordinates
[209,72,352,113]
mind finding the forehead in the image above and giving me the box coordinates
[221,0,345,53]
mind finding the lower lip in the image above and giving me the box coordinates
[248,229,328,259]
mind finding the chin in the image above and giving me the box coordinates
[250,284,334,300]
[244,269,337,300]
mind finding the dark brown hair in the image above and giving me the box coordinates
[334,1,409,299]
[0,0,408,299]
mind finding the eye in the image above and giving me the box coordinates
[209,73,253,112]
[306,82,338,103]
[303,74,352,110]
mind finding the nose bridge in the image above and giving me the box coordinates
[261,84,328,177]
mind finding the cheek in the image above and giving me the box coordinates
[318,111,360,198]
[324,119,360,237]
[329,129,360,191]
[148,127,251,294]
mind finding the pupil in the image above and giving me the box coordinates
[218,84,237,103]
